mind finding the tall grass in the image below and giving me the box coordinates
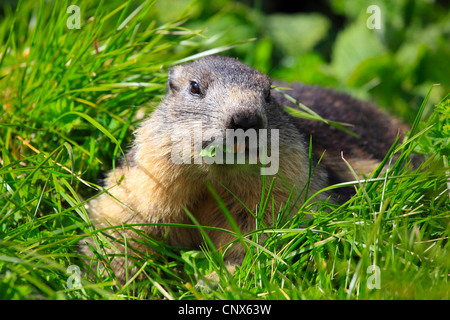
[1,0,449,300]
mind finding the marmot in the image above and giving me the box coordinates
[81,55,410,282]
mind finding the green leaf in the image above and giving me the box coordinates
[331,17,385,83]
[266,13,330,56]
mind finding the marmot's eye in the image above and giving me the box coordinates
[190,81,201,95]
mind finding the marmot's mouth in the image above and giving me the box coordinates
[201,140,259,155]
[200,140,263,166]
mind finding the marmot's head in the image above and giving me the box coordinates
[141,56,298,178]
[166,55,271,131]
[154,55,284,175]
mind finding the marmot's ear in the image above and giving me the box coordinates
[168,65,184,93]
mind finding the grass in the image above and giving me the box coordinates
[1,0,449,300]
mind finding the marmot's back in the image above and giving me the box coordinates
[273,82,410,188]
[274,82,406,159]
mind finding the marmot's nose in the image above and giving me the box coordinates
[228,112,264,131]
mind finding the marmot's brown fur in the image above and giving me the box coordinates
[81,55,411,283]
